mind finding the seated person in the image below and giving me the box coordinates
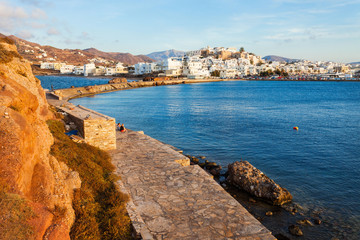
[120,124,126,133]
[117,123,121,131]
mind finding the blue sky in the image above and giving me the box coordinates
[1,0,359,62]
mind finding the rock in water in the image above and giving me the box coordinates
[227,161,292,205]
[288,225,303,236]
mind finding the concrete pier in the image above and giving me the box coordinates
[110,130,275,240]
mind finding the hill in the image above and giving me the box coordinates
[348,62,360,65]
[262,55,300,63]
[83,48,154,65]
[7,35,154,65]
[147,49,186,61]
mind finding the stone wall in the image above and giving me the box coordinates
[60,104,116,150]
[83,118,116,150]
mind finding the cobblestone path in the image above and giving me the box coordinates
[109,130,275,240]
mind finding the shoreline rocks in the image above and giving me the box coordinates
[108,77,127,84]
[226,161,292,205]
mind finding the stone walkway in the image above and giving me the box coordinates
[109,130,275,240]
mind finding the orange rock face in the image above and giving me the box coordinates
[0,36,80,239]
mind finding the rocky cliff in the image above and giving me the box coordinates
[0,35,81,239]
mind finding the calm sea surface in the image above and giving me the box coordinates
[37,75,111,90]
[41,78,360,239]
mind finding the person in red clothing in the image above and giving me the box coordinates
[119,123,126,133]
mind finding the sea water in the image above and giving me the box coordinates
[52,79,359,239]
[37,75,111,90]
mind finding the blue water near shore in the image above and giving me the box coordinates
[67,80,360,238]
[37,75,111,90]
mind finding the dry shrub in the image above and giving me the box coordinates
[0,38,22,64]
[0,36,15,45]
[47,120,132,240]
[0,191,36,240]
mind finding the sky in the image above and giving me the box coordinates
[0,0,359,63]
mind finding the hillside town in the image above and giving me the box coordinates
[38,46,360,80]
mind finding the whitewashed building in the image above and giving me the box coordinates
[40,62,54,69]
[105,67,116,76]
[73,66,84,75]
[115,62,128,74]
[84,63,96,76]
[220,69,241,79]
[60,65,75,74]
[134,62,157,75]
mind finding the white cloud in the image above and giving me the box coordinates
[0,1,47,34]
[0,2,28,19]
[15,30,34,39]
[31,8,47,19]
[265,27,329,41]
[64,39,82,45]
[47,27,59,35]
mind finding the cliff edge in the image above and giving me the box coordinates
[0,35,81,239]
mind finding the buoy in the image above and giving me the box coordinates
[293,127,299,130]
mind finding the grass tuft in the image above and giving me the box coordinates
[0,41,22,64]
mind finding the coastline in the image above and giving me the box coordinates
[35,69,360,83]
[48,77,359,239]
[47,87,276,239]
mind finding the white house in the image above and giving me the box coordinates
[163,57,183,71]
[220,69,241,79]
[60,65,75,74]
[105,67,116,76]
[73,66,84,75]
[115,62,128,74]
[40,62,54,69]
[84,63,96,76]
[134,62,157,75]
[94,66,106,76]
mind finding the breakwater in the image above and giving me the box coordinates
[49,78,225,100]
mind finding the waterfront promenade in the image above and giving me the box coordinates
[46,85,275,239]
[109,130,274,239]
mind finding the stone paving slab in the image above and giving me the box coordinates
[109,130,275,240]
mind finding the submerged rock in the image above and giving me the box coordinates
[297,219,313,226]
[314,219,322,225]
[288,225,303,236]
[226,161,292,205]
[266,211,273,216]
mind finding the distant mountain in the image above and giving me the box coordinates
[7,35,155,65]
[262,55,300,63]
[146,49,186,61]
[348,62,360,65]
[83,48,155,65]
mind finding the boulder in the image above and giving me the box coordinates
[288,225,303,236]
[227,161,292,205]
[108,77,127,84]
